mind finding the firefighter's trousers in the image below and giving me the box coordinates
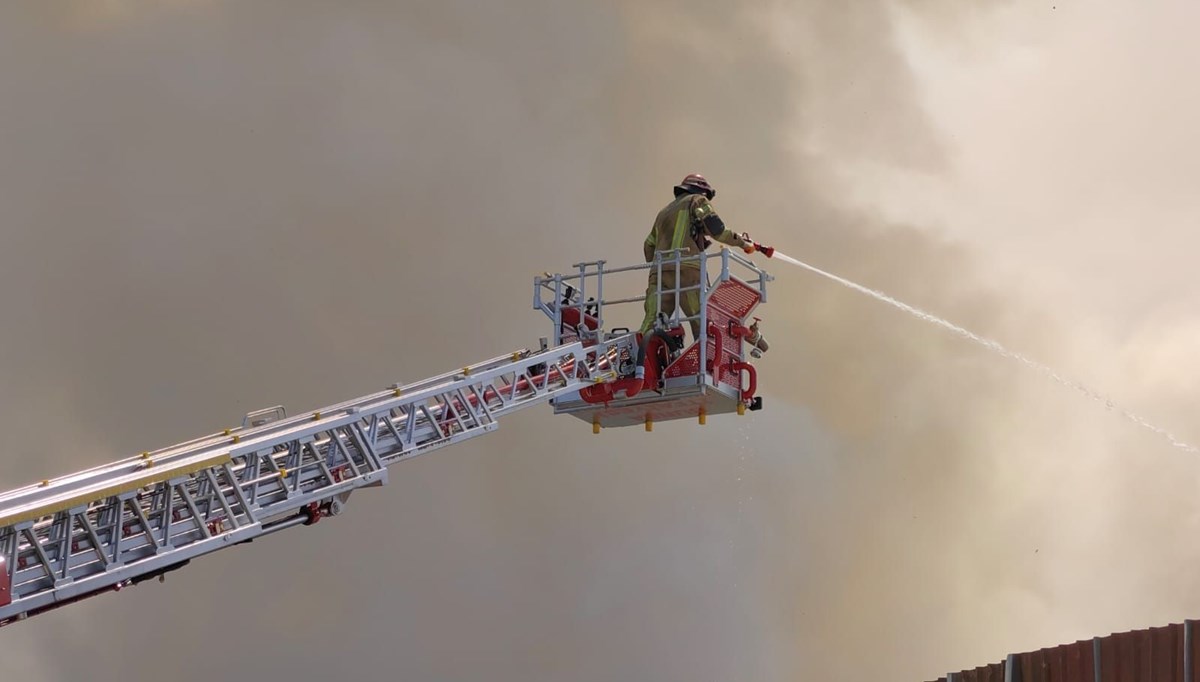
[639,267,702,341]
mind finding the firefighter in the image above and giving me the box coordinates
[639,173,752,341]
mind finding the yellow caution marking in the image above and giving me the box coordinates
[312,412,321,421]
[698,409,707,426]
[592,417,601,435]
[279,467,289,479]
[645,416,653,432]
[737,402,746,416]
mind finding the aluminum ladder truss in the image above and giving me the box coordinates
[0,334,636,626]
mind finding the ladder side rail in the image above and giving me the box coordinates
[4,340,593,534]
[0,438,268,513]
[312,347,545,415]
[0,335,636,626]
[0,347,544,514]
[0,431,240,509]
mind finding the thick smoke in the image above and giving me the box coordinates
[1,2,1198,680]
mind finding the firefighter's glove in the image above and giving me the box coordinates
[739,232,756,253]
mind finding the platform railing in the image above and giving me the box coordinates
[534,250,771,386]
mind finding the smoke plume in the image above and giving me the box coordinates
[1,2,1198,680]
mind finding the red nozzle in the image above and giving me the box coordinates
[741,236,775,258]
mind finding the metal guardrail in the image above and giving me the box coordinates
[534,248,772,382]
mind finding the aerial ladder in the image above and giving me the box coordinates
[0,249,772,627]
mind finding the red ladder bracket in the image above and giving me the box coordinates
[0,557,11,607]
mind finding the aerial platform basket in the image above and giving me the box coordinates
[534,248,772,431]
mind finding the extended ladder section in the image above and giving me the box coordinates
[0,335,636,626]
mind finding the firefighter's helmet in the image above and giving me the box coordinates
[673,173,715,200]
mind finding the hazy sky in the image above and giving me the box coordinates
[2,2,1199,680]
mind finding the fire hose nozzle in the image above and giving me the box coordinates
[738,232,775,258]
[743,240,775,258]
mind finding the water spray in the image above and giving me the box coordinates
[765,249,1200,455]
